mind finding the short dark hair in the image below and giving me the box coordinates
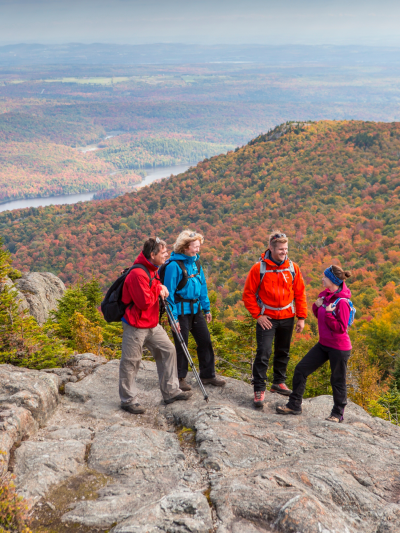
[142,237,167,259]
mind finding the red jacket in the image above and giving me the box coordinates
[243,252,308,320]
[122,251,162,329]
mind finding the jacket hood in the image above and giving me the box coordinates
[134,251,159,272]
[319,281,351,302]
[260,251,289,268]
[170,251,200,263]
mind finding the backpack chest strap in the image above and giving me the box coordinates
[255,259,296,315]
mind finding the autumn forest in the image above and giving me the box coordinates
[1,48,400,425]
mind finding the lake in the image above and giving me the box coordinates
[0,164,191,213]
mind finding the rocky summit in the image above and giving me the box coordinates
[0,359,399,533]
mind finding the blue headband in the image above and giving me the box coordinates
[324,266,343,286]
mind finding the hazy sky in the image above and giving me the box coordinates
[1,0,400,46]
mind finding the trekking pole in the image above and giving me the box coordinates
[164,300,209,402]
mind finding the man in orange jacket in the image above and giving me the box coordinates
[243,232,307,407]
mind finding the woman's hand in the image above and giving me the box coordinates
[315,297,324,307]
[325,303,334,312]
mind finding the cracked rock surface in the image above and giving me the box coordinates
[4,359,400,533]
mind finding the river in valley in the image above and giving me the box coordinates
[0,164,191,213]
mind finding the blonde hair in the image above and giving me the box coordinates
[269,231,288,249]
[173,230,204,254]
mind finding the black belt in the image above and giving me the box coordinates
[175,295,199,317]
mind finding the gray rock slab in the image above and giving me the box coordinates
[14,271,66,325]
[168,391,400,533]
[14,439,86,505]
[61,424,187,528]
[11,357,400,533]
[64,360,163,419]
[0,404,38,474]
[42,424,93,443]
[0,364,59,426]
[110,489,213,533]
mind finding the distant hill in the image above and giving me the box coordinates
[1,120,400,320]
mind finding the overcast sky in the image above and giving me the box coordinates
[1,0,399,46]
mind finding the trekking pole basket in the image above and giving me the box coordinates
[164,300,209,402]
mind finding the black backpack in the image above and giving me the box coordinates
[158,258,201,319]
[158,258,201,291]
[101,264,155,323]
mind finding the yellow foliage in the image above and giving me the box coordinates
[71,312,103,355]
[347,344,388,409]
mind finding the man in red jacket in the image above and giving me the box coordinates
[243,232,307,408]
[119,237,192,414]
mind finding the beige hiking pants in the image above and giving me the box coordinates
[119,322,181,404]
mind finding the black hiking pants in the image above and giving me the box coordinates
[253,317,295,391]
[171,309,215,380]
[287,342,351,417]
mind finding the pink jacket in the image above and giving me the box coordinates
[312,283,352,351]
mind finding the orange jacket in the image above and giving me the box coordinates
[242,252,307,320]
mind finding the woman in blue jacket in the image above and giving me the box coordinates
[164,230,226,391]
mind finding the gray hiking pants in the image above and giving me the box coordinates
[119,322,181,405]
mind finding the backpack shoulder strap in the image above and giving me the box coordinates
[130,264,154,286]
[289,260,296,282]
[195,259,201,274]
[333,297,349,305]
[256,260,267,298]
[175,260,189,291]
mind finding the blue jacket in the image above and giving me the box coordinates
[164,252,211,321]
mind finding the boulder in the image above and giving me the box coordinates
[0,405,37,474]
[0,365,59,473]
[0,365,59,426]
[0,276,29,314]
[14,271,66,324]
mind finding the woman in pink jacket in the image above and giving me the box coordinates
[276,265,352,423]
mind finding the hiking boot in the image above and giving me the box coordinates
[325,414,344,423]
[276,405,302,416]
[179,378,192,391]
[270,383,292,396]
[121,403,146,415]
[201,376,226,387]
[254,391,265,408]
[164,391,193,404]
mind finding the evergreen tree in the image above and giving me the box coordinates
[0,238,70,369]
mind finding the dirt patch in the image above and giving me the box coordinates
[30,469,112,533]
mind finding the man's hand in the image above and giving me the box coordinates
[315,298,324,308]
[160,285,169,300]
[295,319,305,333]
[205,312,212,324]
[257,315,273,330]
[174,320,181,333]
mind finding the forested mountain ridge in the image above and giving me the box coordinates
[1,120,400,323]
